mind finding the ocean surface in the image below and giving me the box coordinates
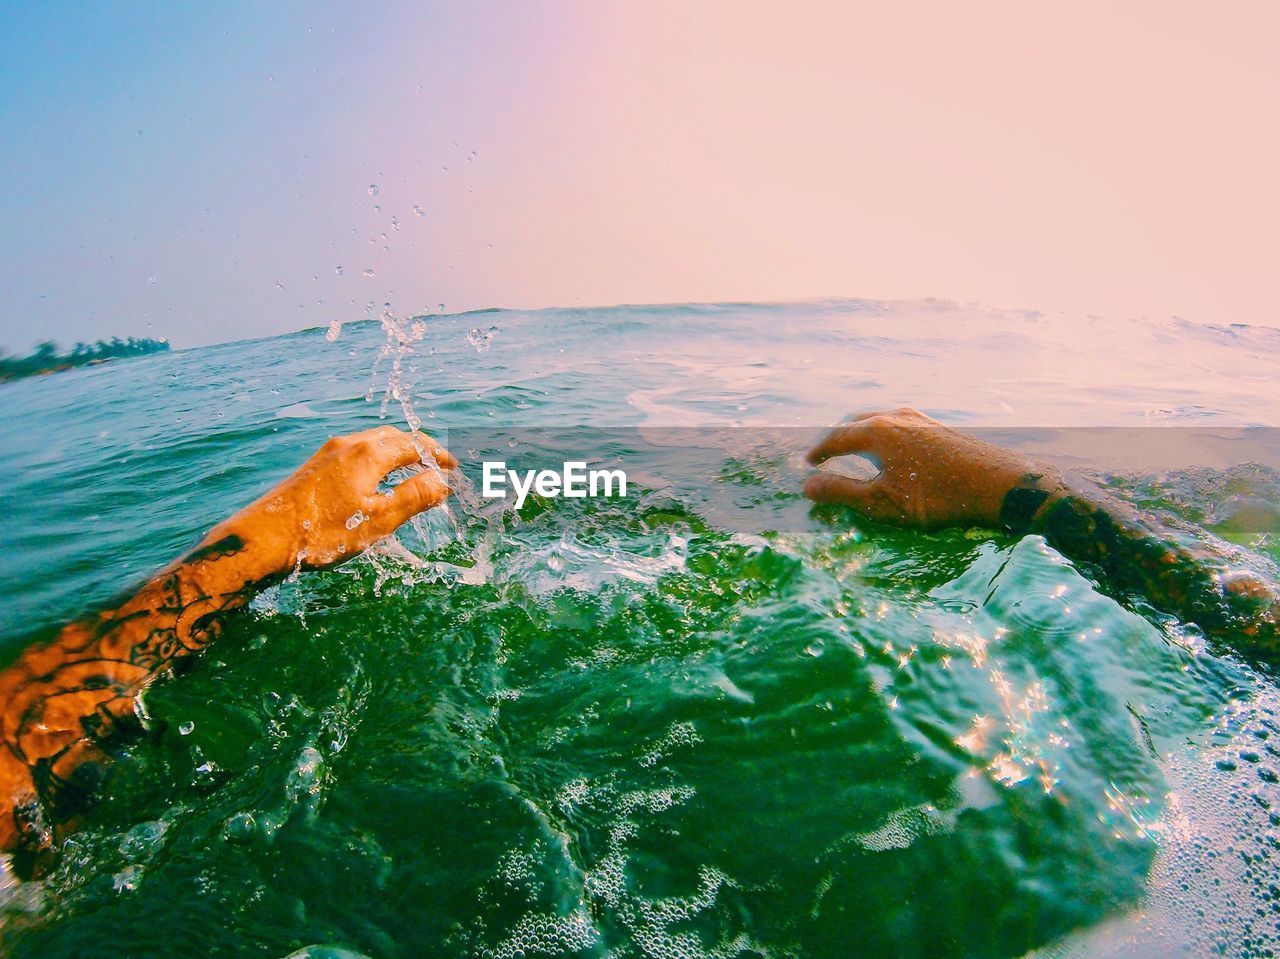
[1,299,1279,958]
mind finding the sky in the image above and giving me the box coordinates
[1,1,1277,351]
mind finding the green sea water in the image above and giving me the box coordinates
[2,300,1279,958]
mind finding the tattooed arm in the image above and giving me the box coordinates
[804,408,1278,649]
[0,426,456,865]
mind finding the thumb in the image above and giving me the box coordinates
[382,471,451,528]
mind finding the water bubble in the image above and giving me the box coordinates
[179,721,195,736]
[325,319,342,342]
[390,216,400,231]
[335,265,344,275]
[112,865,144,893]
[413,205,425,218]
[368,183,379,196]
[222,812,258,844]
[147,275,158,285]
[363,268,375,277]
[373,204,381,213]
[345,511,366,530]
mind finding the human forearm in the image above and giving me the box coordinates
[0,530,285,859]
[1006,470,1280,650]
[804,408,1279,651]
[0,425,454,863]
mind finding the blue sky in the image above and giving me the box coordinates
[1,1,574,349]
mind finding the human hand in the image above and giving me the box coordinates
[804,408,1049,530]
[203,425,458,577]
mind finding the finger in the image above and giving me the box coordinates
[359,426,458,472]
[803,474,899,521]
[378,471,451,528]
[406,431,458,470]
[804,473,875,507]
[805,422,885,465]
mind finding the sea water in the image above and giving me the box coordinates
[0,299,1278,958]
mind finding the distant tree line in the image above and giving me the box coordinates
[0,337,170,382]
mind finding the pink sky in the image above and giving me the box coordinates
[4,1,1277,346]
[508,1,1279,326]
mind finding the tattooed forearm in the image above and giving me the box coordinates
[0,535,280,867]
[181,533,246,565]
[999,473,1280,652]
[0,424,456,872]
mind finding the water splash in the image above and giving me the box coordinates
[466,325,500,353]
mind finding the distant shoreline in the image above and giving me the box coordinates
[0,337,170,383]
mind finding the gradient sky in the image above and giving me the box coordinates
[2,1,1277,350]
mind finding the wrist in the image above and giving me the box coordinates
[186,516,298,588]
[994,466,1066,535]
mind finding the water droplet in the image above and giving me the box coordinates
[275,279,285,289]
[335,265,344,275]
[179,721,195,736]
[147,275,158,285]
[368,183,379,196]
[413,205,425,218]
[345,510,366,530]
[363,268,375,277]
[466,327,496,352]
[909,471,918,480]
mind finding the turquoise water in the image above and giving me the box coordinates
[1,299,1279,957]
